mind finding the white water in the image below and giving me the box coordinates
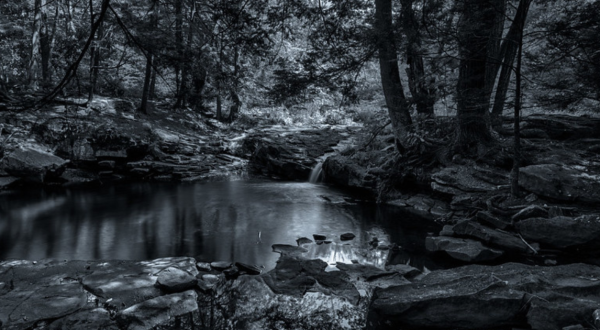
[309,161,323,183]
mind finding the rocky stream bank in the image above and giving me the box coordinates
[2,104,600,329]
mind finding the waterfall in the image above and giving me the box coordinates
[309,162,323,183]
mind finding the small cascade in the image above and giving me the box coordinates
[309,162,323,183]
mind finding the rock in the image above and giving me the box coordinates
[426,236,504,262]
[526,293,600,330]
[340,233,356,241]
[0,176,19,189]
[210,261,232,271]
[156,266,197,293]
[368,262,600,330]
[452,220,530,253]
[512,205,549,222]
[116,291,198,330]
[521,128,550,139]
[235,262,262,275]
[272,244,308,256]
[0,283,87,329]
[516,215,600,249]
[196,262,211,272]
[563,325,585,330]
[335,263,396,281]
[82,257,197,309]
[60,168,98,184]
[519,164,600,204]
[477,211,512,230]
[384,264,421,279]
[313,234,327,241]
[223,265,240,278]
[431,166,502,195]
[98,160,116,169]
[439,225,454,236]
[594,309,600,328]
[1,146,68,182]
[321,155,376,191]
[49,308,118,330]
[95,149,128,159]
[296,237,313,246]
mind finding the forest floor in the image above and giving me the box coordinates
[2,98,600,329]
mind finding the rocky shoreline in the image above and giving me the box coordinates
[3,105,600,329]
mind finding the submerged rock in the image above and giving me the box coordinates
[340,233,356,241]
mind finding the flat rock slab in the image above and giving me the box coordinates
[431,165,505,195]
[516,215,600,249]
[49,308,118,330]
[368,263,600,330]
[116,290,198,330]
[82,257,197,308]
[426,236,504,262]
[272,244,309,256]
[0,283,87,329]
[452,220,531,253]
[519,164,600,204]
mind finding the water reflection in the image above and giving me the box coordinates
[0,181,441,270]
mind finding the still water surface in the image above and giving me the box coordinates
[0,181,441,269]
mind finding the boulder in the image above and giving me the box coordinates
[0,176,19,189]
[296,237,313,246]
[516,215,600,249]
[1,146,68,182]
[116,291,198,330]
[156,266,197,293]
[60,168,98,184]
[426,236,504,262]
[321,155,376,191]
[452,220,531,253]
[431,165,504,195]
[512,205,549,222]
[519,164,600,204]
[368,263,600,330]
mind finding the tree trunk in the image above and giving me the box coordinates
[374,0,412,151]
[216,94,222,121]
[149,67,157,100]
[88,4,103,103]
[491,0,532,120]
[400,0,435,117]
[455,0,500,151]
[40,2,57,87]
[41,0,110,105]
[174,0,184,107]
[484,0,506,104]
[29,0,44,89]
[228,48,241,122]
[140,53,153,115]
[511,3,526,197]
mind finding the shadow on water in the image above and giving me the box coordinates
[0,180,445,270]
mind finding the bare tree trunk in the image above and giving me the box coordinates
[149,67,157,100]
[88,0,103,102]
[491,0,532,120]
[40,2,58,87]
[374,0,413,152]
[511,4,526,197]
[41,0,110,105]
[29,0,45,89]
[228,48,241,122]
[216,94,222,121]
[455,0,499,151]
[484,0,506,104]
[140,53,153,114]
[400,0,435,117]
[174,0,184,107]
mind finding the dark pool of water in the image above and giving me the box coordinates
[0,180,443,270]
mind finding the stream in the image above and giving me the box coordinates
[0,180,443,270]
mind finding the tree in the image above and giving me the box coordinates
[28,0,44,89]
[400,0,436,117]
[374,0,413,151]
[491,0,532,120]
[455,0,502,151]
